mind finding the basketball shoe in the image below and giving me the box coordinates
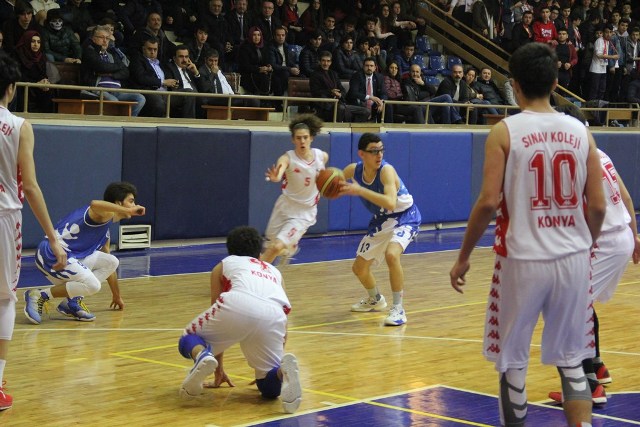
[280,353,302,414]
[384,305,407,326]
[24,289,50,325]
[594,363,612,385]
[57,297,95,321]
[351,294,387,312]
[180,346,217,399]
[0,382,12,411]
[548,384,607,405]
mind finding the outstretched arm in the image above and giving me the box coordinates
[265,153,290,182]
[88,200,145,223]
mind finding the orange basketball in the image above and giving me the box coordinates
[316,167,345,199]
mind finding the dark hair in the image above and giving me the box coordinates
[386,60,400,80]
[0,54,21,97]
[604,23,614,31]
[46,8,62,22]
[143,36,160,46]
[358,132,381,150]
[103,182,138,203]
[318,50,332,60]
[289,113,323,136]
[194,23,209,34]
[14,0,33,15]
[509,42,558,100]
[363,56,376,65]
[204,48,219,59]
[465,66,478,76]
[226,226,262,258]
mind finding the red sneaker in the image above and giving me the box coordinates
[547,385,607,405]
[0,384,13,411]
[595,364,612,385]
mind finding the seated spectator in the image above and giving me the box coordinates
[378,4,398,49]
[336,16,357,47]
[98,17,125,49]
[184,24,211,69]
[88,0,118,23]
[129,11,175,64]
[118,0,162,40]
[346,56,392,122]
[268,26,300,101]
[199,0,232,66]
[406,63,464,124]
[199,48,260,106]
[384,61,424,123]
[162,0,197,41]
[59,0,94,42]
[394,41,415,79]
[163,45,207,117]
[533,5,558,45]
[360,14,396,55]
[238,26,272,95]
[299,0,322,43]
[318,15,338,52]
[389,1,416,48]
[80,25,146,116]
[282,0,302,45]
[30,0,59,26]
[14,30,55,112]
[225,0,249,59]
[332,35,358,79]
[464,66,498,122]
[309,50,369,122]
[298,30,322,77]
[554,27,578,87]
[472,67,505,105]
[42,8,81,63]
[250,0,281,45]
[2,1,39,56]
[354,38,385,72]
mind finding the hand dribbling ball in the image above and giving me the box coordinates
[316,167,345,199]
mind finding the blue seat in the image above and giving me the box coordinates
[442,56,462,76]
[425,76,441,87]
[424,54,445,76]
[412,54,426,67]
[287,44,303,65]
[415,36,433,55]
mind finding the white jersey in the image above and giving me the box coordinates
[0,106,25,213]
[281,148,325,207]
[221,255,290,312]
[495,111,592,260]
[598,149,630,234]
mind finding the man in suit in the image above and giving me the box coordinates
[199,48,260,106]
[251,0,280,44]
[268,26,299,99]
[163,45,206,118]
[346,56,392,123]
[200,0,232,67]
[128,11,175,64]
[226,0,249,53]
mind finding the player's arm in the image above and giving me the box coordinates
[450,121,508,293]
[88,200,145,223]
[321,150,329,166]
[342,163,356,180]
[100,239,124,309]
[584,133,606,244]
[341,165,399,211]
[17,121,67,270]
[617,174,640,263]
[210,262,224,306]
[265,153,290,182]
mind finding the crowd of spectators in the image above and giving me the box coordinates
[0,0,638,122]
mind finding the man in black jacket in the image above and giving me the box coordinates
[268,26,300,98]
[434,63,471,124]
[298,31,322,77]
[162,45,207,118]
[346,57,392,122]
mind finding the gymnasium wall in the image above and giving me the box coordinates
[19,124,640,249]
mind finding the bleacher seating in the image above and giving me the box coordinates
[424,54,445,76]
[444,56,462,76]
[415,36,433,55]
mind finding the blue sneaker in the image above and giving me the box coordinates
[58,297,95,322]
[24,290,49,325]
[179,346,217,399]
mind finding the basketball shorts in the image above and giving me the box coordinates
[483,251,595,372]
[0,210,22,302]
[592,227,634,303]
[265,195,317,248]
[36,249,117,286]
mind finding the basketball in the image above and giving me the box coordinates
[316,167,345,199]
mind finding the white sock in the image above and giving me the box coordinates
[0,359,6,385]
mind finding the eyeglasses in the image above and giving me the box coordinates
[93,35,108,39]
[364,148,384,155]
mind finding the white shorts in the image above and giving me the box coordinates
[483,251,595,372]
[356,223,418,267]
[591,227,634,303]
[184,291,287,379]
[36,250,117,286]
[0,210,21,302]
[265,195,317,249]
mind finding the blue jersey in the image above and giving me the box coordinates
[39,205,111,261]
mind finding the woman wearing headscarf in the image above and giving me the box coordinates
[14,30,55,112]
[238,26,272,95]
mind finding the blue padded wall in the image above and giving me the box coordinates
[154,127,250,239]
[471,132,489,205]
[327,132,352,231]
[594,133,640,207]
[22,125,123,248]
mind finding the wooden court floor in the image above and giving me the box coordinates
[2,248,639,426]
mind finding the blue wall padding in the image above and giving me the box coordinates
[121,127,158,235]
[154,127,250,239]
[594,133,640,206]
[327,132,353,231]
[22,125,123,248]
[471,132,489,205]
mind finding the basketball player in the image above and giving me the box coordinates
[449,43,606,427]
[178,226,302,414]
[24,182,145,324]
[341,133,422,326]
[262,114,328,265]
[0,54,66,410]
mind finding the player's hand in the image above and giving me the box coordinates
[110,295,125,310]
[265,164,282,182]
[450,259,470,294]
[632,235,640,264]
[50,241,68,271]
[130,205,146,216]
[204,367,235,388]
[339,179,361,196]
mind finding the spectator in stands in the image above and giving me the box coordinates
[472,0,494,40]
[389,2,416,48]
[42,8,81,63]
[238,26,272,95]
[273,0,286,25]
[80,25,146,116]
[502,76,517,106]
[269,26,299,102]
[88,0,117,23]
[447,0,474,28]
[607,17,628,101]
[332,35,358,79]
[98,17,125,49]
[163,45,206,117]
[378,4,397,47]
[298,30,321,77]
[570,12,585,51]
[30,0,58,26]
[14,30,54,112]
[435,63,474,123]
[394,41,415,79]
[533,5,558,45]
[464,66,498,122]
[0,0,15,27]
[318,15,338,52]
[130,12,175,64]
[251,0,280,45]
[347,56,392,122]
[555,27,578,87]
[282,0,302,44]
[200,0,233,66]
[59,0,93,42]
[589,24,617,100]
[556,4,572,33]
[184,24,211,69]
[627,69,640,103]
[360,14,396,56]
[199,48,260,106]
[510,9,534,52]
[118,0,162,40]
[580,8,601,44]
[602,0,617,25]
[572,0,591,22]
[162,0,197,41]
[129,36,177,117]
[226,0,249,57]
[625,26,639,74]
[2,1,39,56]
[310,50,369,122]
[404,63,463,124]
[354,38,385,72]
[473,67,505,105]
[300,0,322,43]
[336,16,357,47]
[384,61,424,123]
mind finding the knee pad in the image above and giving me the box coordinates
[0,299,16,340]
[66,275,101,297]
[178,334,208,359]
[499,368,528,427]
[256,367,281,399]
[558,365,591,402]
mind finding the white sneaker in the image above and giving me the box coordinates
[179,348,218,399]
[384,305,407,326]
[351,294,387,312]
[280,353,302,413]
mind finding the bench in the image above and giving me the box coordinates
[483,114,506,125]
[287,77,350,115]
[53,98,137,116]
[202,105,275,121]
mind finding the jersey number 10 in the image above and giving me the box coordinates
[529,150,579,210]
